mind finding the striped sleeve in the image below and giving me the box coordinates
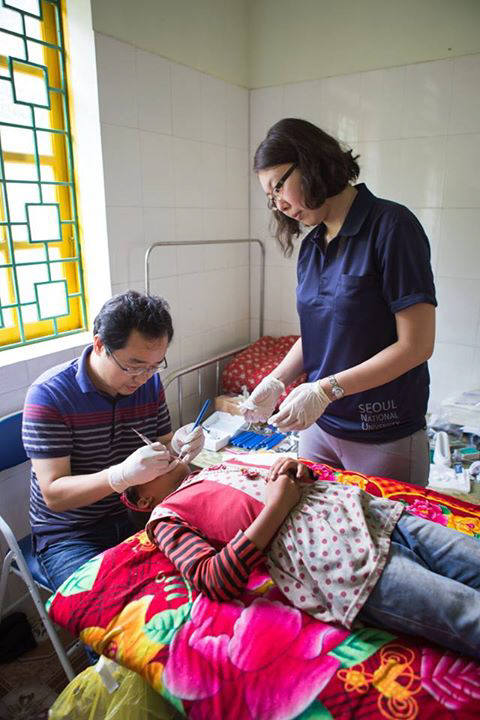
[23,384,73,458]
[154,518,264,601]
[155,377,172,438]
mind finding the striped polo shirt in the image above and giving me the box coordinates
[23,344,171,552]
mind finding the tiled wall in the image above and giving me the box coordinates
[95,33,250,423]
[249,54,480,411]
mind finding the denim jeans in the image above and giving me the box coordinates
[37,518,136,664]
[358,512,480,659]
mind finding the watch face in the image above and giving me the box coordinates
[332,387,344,399]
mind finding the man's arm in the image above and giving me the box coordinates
[32,456,114,512]
[33,441,175,512]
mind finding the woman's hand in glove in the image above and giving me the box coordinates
[239,375,285,423]
[269,381,331,431]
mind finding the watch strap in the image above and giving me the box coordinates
[328,375,345,399]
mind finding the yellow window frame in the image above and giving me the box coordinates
[0,0,87,350]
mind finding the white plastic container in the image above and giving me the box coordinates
[202,411,248,451]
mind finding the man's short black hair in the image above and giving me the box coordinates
[93,290,174,351]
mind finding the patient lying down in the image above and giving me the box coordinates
[121,457,480,660]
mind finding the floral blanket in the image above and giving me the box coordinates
[47,461,480,720]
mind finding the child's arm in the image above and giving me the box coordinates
[154,518,263,601]
[153,474,301,601]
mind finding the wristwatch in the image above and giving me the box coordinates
[328,375,345,400]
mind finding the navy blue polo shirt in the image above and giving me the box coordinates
[296,183,437,443]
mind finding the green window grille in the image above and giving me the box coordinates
[0,0,87,350]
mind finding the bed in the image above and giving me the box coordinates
[47,455,480,720]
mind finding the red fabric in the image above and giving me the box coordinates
[155,479,264,546]
[221,335,307,407]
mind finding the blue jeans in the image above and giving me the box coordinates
[37,518,136,664]
[358,512,480,659]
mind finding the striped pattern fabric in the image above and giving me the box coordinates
[154,518,263,601]
[23,345,171,552]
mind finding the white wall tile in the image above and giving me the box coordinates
[106,206,144,286]
[358,137,446,208]
[282,79,323,126]
[136,50,172,135]
[359,67,405,142]
[450,55,480,134]
[0,361,29,393]
[201,74,227,145]
[202,208,228,240]
[224,209,249,240]
[437,209,480,279]
[444,133,480,208]
[143,207,176,282]
[175,208,205,275]
[250,86,284,155]
[139,131,175,207]
[400,136,446,208]
[227,147,249,209]
[435,276,480,345]
[226,84,249,149]
[321,73,362,143]
[201,143,227,209]
[171,64,202,141]
[173,137,203,208]
[95,34,138,128]
[412,208,441,272]
[401,59,453,138]
[428,342,477,411]
[26,348,78,384]
[0,387,28,416]
[101,123,141,206]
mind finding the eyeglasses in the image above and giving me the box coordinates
[267,164,296,210]
[105,347,168,376]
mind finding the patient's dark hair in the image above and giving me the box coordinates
[253,118,360,257]
[125,485,139,505]
[93,290,173,350]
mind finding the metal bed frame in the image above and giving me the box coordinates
[145,239,265,425]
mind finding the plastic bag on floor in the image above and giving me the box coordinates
[48,657,178,720]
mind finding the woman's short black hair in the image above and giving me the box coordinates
[253,118,360,256]
[93,290,174,350]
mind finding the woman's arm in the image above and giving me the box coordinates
[271,336,304,386]
[320,302,435,400]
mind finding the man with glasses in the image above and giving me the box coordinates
[22,290,204,634]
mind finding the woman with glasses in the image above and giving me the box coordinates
[22,290,204,662]
[242,118,436,487]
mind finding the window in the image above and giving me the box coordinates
[0,0,87,350]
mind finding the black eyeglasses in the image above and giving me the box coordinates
[105,347,168,376]
[267,164,296,210]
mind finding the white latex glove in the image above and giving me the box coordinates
[239,375,286,423]
[269,381,331,431]
[171,423,205,464]
[108,442,176,493]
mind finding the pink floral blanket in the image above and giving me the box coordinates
[47,461,480,719]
